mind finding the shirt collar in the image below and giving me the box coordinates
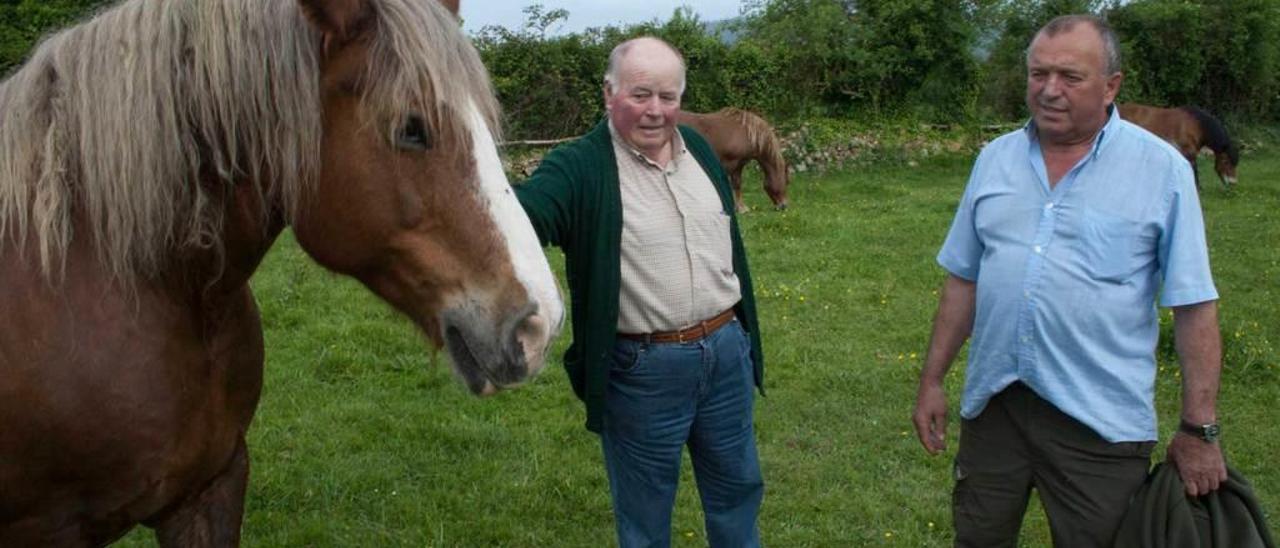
[1023,103,1120,161]
[607,119,687,170]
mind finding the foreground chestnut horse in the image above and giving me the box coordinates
[0,0,564,545]
[1117,102,1239,189]
[678,108,790,212]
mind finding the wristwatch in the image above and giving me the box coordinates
[1179,419,1221,443]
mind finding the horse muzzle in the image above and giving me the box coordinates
[441,300,550,396]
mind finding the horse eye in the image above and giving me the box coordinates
[397,116,433,151]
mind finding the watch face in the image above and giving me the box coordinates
[1203,424,1221,442]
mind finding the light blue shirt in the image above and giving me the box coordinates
[938,107,1218,442]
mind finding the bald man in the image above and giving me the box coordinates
[516,37,765,547]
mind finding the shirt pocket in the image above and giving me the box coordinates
[710,211,734,272]
[1081,207,1143,283]
[688,209,735,275]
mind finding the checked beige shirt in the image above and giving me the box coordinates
[611,123,741,334]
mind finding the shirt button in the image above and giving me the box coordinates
[1023,291,1031,298]
[1033,245,1043,254]
[1045,202,1055,210]
[1020,336,1030,343]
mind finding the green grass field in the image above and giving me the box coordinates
[120,146,1279,546]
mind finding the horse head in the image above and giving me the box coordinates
[291,0,563,394]
[756,115,790,211]
[763,161,790,211]
[1214,151,1238,189]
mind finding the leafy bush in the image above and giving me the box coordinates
[5,0,1280,142]
[1110,0,1207,107]
[975,0,1106,121]
[474,6,611,140]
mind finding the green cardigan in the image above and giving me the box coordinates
[514,120,765,433]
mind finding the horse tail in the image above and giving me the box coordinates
[1183,106,1239,166]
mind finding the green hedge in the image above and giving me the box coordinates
[4,0,1280,138]
[474,0,1280,136]
[1110,0,1280,120]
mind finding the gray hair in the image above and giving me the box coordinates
[602,36,687,94]
[1028,14,1122,76]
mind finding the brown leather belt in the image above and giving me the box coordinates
[618,308,736,344]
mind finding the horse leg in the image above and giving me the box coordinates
[1189,156,1200,189]
[149,437,249,548]
[729,165,748,213]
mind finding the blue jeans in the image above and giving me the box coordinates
[602,318,763,548]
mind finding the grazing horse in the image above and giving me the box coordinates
[677,108,790,212]
[0,0,564,545]
[1117,102,1239,189]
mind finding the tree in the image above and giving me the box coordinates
[474,5,611,139]
[976,0,1107,120]
[1109,0,1207,107]
[1110,0,1280,119]
[738,0,861,117]
[852,0,981,120]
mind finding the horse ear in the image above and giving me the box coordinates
[438,0,460,16]
[297,0,371,44]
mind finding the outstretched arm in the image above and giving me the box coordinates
[513,156,576,248]
[912,274,976,455]
[1166,300,1227,496]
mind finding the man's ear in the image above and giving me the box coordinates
[1104,72,1124,104]
[297,0,371,50]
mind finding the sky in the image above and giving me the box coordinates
[459,1,746,36]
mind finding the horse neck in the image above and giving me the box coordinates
[756,133,787,187]
[179,178,286,301]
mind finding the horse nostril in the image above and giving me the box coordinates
[510,306,549,374]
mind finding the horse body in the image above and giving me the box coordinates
[0,222,268,545]
[677,108,789,212]
[1117,102,1239,188]
[0,0,563,545]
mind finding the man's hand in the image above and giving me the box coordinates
[1166,432,1227,496]
[913,275,974,456]
[912,381,949,455]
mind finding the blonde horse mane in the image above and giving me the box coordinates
[0,0,499,282]
[715,107,785,175]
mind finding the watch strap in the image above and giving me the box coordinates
[1178,419,1220,442]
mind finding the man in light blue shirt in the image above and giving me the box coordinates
[911,14,1228,548]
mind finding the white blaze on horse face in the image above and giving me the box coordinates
[465,102,565,375]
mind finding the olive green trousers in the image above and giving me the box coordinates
[953,382,1155,548]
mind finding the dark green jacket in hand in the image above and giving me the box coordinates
[513,120,765,433]
[1114,462,1276,547]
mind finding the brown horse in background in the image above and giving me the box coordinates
[1117,102,1239,189]
[0,0,563,545]
[678,108,790,212]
